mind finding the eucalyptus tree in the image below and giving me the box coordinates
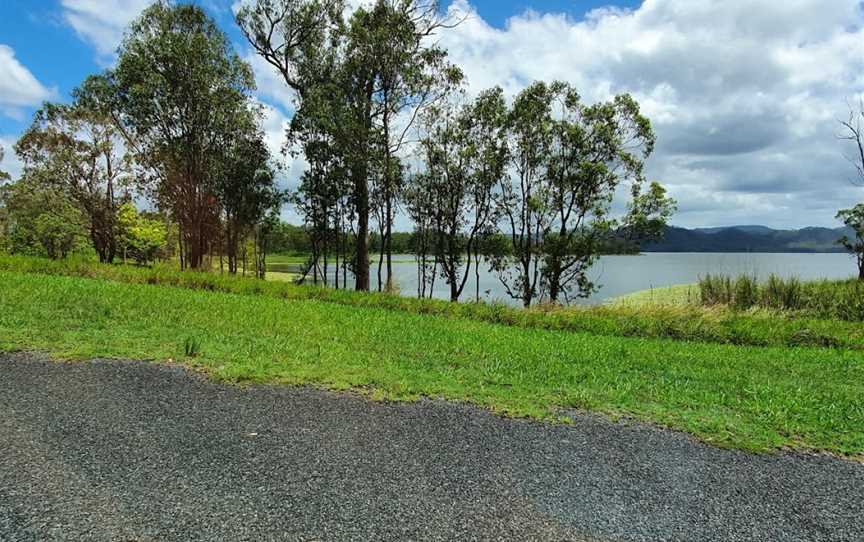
[289,83,353,285]
[619,181,677,247]
[403,174,438,297]
[238,0,459,291]
[108,2,257,269]
[838,99,863,186]
[836,100,864,280]
[14,98,131,263]
[238,0,372,286]
[492,82,673,306]
[837,204,864,280]
[214,112,281,275]
[361,0,462,290]
[292,139,345,285]
[413,86,507,302]
[491,82,557,307]
[541,90,661,303]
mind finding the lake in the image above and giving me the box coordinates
[271,252,859,306]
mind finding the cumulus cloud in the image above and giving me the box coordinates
[60,0,154,62]
[57,0,864,227]
[438,0,864,227]
[0,45,54,119]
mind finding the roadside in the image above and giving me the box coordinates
[1,353,861,542]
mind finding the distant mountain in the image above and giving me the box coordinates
[693,225,777,235]
[643,225,854,253]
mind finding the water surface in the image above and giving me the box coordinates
[272,252,858,306]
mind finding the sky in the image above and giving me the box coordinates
[0,0,862,229]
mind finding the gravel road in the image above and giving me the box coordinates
[0,353,861,541]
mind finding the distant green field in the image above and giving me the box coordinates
[1,269,863,456]
[607,284,699,307]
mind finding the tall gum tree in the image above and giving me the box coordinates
[238,0,459,291]
[109,2,257,269]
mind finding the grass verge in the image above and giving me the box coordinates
[0,255,862,350]
[1,269,862,456]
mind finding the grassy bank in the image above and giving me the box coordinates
[1,255,862,350]
[1,269,863,456]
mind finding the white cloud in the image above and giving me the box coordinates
[0,45,54,119]
[60,0,154,62]
[0,135,24,181]
[245,53,298,113]
[438,0,864,227]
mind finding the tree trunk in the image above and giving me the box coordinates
[354,162,370,291]
[377,226,385,292]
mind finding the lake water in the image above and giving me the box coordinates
[273,252,859,306]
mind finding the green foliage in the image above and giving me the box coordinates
[408,86,508,301]
[109,1,258,269]
[0,181,88,259]
[488,81,674,306]
[0,145,10,181]
[622,181,678,244]
[117,203,168,265]
[183,336,201,357]
[13,97,130,263]
[2,268,863,455]
[836,203,864,279]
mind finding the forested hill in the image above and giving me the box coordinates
[643,225,854,253]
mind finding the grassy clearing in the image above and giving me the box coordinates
[1,255,862,350]
[0,269,862,456]
[607,284,699,307]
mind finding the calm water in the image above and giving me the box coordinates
[275,252,859,306]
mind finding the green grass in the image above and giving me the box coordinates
[607,284,700,307]
[1,269,862,456]
[1,255,862,350]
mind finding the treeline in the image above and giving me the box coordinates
[0,0,677,307]
[268,222,639,257]
[238,0,675,306]
[0,3,282,277]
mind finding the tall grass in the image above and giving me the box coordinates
[699,273,864,320]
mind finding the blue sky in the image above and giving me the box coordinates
[0,0,638,135]
[1,0,862,228]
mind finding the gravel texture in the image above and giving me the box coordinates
[0,352,862,542]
